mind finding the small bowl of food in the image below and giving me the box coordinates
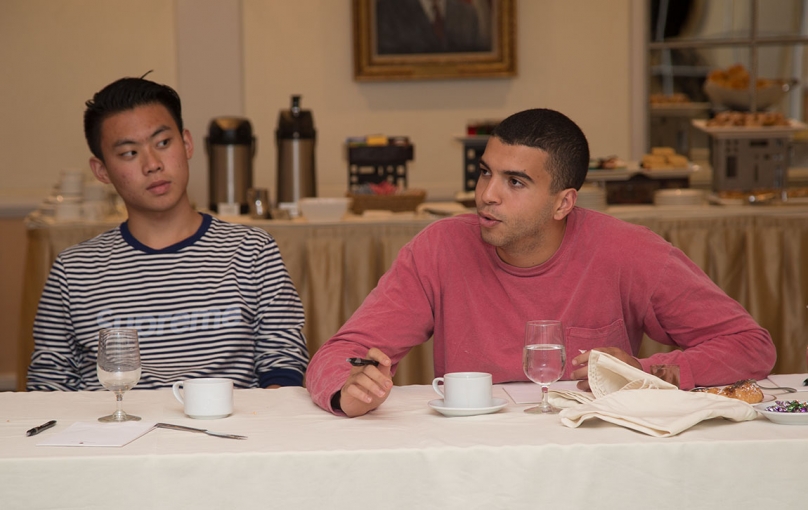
[754,395,808,425]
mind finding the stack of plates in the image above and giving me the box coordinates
[576,185,607,211]
[653,189,705,206]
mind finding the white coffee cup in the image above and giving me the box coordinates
[432,372,493,408]
[172,378,234,419]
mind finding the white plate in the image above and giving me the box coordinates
[650,102,711,115]
[428,397,508,417]
[707,193,747,206]
[690,386,775,403]
[754,399,808,425]
[586,162,699,182]
[692,119,808,138]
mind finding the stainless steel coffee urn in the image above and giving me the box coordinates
[276,95,316,206]
[206,117,256,214]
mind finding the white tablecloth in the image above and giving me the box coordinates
[1,384,806,509]
[17,204,808,391]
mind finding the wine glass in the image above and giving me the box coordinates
[523,320,567,414]
[97,328,142,422]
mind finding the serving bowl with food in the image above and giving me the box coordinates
[703,64,797,110]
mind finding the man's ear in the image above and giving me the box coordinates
[89,157,111,185]
[554,188,577,220]
[182,129,194,160]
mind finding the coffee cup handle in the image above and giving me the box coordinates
[172,381,185,405]
[432,377,445,397]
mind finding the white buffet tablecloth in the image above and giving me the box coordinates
[16,204,808,390]
[1,384,807,509]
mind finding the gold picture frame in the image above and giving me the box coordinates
[353,0,517,81]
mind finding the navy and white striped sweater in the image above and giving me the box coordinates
[28,213,308,391]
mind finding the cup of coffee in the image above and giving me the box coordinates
[172,378,234,419]
[432,372,492,408]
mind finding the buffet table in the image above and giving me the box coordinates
[16,205,808,390]
[1,385,806,509]
[16,213,435,390]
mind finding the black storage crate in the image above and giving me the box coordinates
[348,144,414,192]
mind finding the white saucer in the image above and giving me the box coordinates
[428,398,508,417]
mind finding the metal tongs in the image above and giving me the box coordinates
[155,422,247,440]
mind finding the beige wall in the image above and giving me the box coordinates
[0,0,634,385]
[1,0,633,205]
[243,0,633,200]
[0,0,178,201]
[0,219,26,388]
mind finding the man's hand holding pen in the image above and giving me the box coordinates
[337,348,393,418]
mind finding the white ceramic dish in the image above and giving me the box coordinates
[703,79,796,110]
[298,197,350,222]
[692,119,808,138]
[754,399,808,425]
[586,162,699,182]
[650,102,711,115]
[428,397,507,417]
[707,193,746,206]
[653,188,705,206]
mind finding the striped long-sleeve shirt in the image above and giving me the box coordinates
[27,213,308,391]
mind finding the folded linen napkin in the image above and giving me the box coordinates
[559,389,757,437]
[587,349,678,397]
[547,389,594,409]
[548,349,675,408]
[556,351,757,437]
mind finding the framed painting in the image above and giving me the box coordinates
[353,0,517,81]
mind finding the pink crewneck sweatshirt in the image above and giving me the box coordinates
[307,208,775,413]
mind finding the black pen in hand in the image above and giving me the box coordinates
[346,357,380,367]
[26,420,56,437]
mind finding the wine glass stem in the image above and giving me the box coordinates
[115,392,124,418]
[541,385,550,409]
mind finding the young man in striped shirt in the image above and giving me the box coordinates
[27,76,308,391]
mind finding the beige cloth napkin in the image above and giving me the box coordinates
[556,351,757,437]
[548,349,675,408]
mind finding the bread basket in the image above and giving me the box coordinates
[347,189,426,214]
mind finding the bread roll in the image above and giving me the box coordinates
[651,147,676,156]
[692,380,763,404]
[718,380,764,404]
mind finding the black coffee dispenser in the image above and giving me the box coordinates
[206,117,256,213]
[276,95,316,206]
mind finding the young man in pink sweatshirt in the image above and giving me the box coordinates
[307,108,776,417]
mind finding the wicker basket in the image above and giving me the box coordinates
[348,189,427,214]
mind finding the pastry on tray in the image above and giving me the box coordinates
[691,379,764,404]
[640,147,688,170]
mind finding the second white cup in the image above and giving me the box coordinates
[172,378,234,419]
[432,372,492,409]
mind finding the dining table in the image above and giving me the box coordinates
[1,381,806,509]
[15,203,808,390]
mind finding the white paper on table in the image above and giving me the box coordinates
[502,381,583,404]
[766,374,808,392]
[37,421,156,447]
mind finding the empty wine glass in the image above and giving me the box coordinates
[97,328,142,422]
[523,320,567,414]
